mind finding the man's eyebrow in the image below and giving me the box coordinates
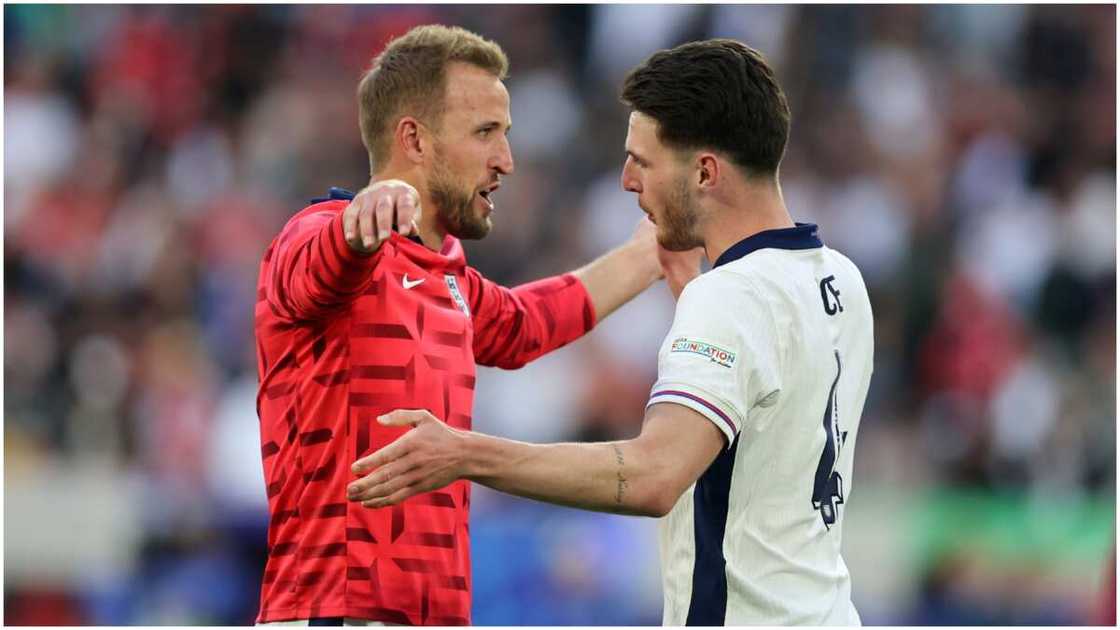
[626,149,646,163]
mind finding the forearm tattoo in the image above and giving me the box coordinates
[612,444,629,505]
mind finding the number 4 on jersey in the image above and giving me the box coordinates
[812,350,847,529]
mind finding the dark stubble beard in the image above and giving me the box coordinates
[429,154,492,241]
[658,175,704,251]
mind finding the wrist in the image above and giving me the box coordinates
[665,264,699,285]
[455,429,487,482]
[624,240,662,287]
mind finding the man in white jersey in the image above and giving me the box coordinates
[345,38,874,626]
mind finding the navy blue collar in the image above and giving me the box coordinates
[712,223,822,269]
[310,187,356,204]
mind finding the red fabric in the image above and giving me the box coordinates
[254,199,595,624]
[917,273,1024,402]
[1096,546,1116,625]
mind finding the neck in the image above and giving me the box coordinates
[368,167,446,251]
[700,176,794,264]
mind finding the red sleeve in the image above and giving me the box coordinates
[466,269,597,369]
[263,205,381,322]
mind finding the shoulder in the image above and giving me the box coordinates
[679,264,773,312]
[279,186,355,233]
[673,267,774,337]
[822,246,872,304]
[279,199,347,236]
[678,267,735,304]
[296,199,348,222]
[840,253,870,297]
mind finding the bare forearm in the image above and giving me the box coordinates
[348,405,720,516]
[461,432,667,517]
[572,241,660,321]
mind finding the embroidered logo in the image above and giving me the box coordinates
[670,337,736,368]
[444,275,471,317]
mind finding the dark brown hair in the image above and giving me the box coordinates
[621,39,790,178]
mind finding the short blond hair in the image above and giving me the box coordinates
[358,25,509,174]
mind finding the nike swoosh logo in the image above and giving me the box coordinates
[402,275,425,289]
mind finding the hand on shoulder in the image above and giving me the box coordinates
[342,179,422,254]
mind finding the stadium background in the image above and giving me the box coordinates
[3,4,1115,625]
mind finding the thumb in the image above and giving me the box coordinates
[377,409,430,427]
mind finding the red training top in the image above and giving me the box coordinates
[254,188,596,624]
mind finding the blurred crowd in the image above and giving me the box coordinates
[4,4,1115,625]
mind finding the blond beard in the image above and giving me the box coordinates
[429,149,491,241]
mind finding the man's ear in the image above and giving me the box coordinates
[396,117,427,165]
[696,152,720,190]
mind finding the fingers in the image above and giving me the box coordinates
[343,205,356,245]
[358,200,377,250]
[396,193,419,236]
[343,200,364,252]
[377,409,431,427]
[348,454,419,501]
[348,409,442,508]
[349,410,431,473]
[342,179,422,254]
[352,434,413,474]
[362,485,421,509]
[374,195,393,243]
[353,468,418,505]
[355,466,437,508]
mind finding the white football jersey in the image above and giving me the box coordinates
[647,223,873,626]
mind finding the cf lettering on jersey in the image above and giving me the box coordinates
[819,275,843,316]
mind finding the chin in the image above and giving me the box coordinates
[657,230,701,252]
[450,215,492,240]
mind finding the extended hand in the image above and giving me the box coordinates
[348,410,466,508]
[343,179,421,254]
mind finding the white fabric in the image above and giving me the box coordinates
[648,241,874,625]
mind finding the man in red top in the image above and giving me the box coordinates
[254,25,668,625]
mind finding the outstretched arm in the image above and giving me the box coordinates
[265,179,420,321]
[470,218,663,369]
[571,217,663,320]
[347,402,725,517]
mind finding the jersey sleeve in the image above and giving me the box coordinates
[464,268,596,369]
[263,205,381,322]
[647,272,783,446]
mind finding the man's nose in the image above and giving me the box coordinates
[491,136,514,175]
[621,162,640,193]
